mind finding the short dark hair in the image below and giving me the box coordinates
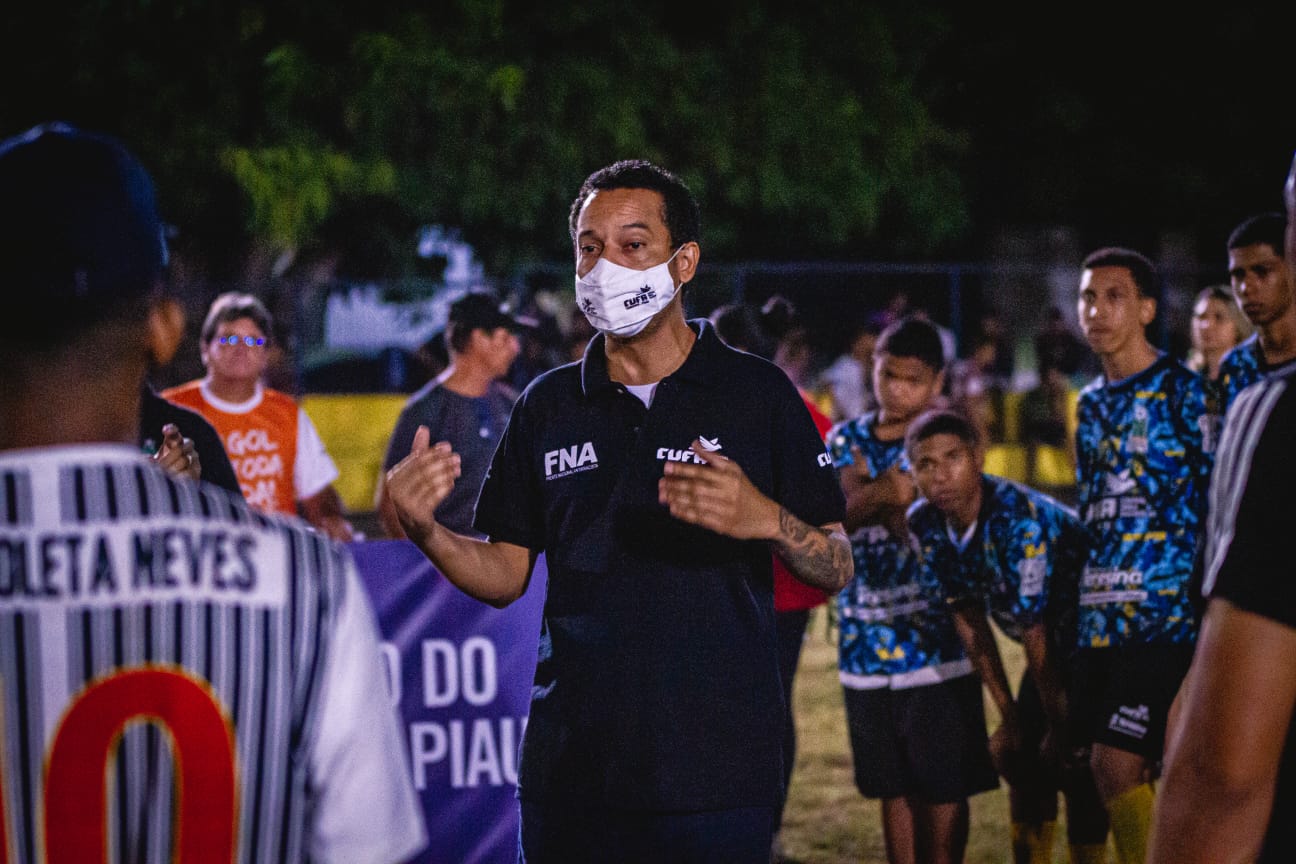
[1081,247,1158,298]
[201,292,273,345]
[710,303,775,359]
[568,160,701,249]
[905,409,979,460]
[1227,212,1286,256]
[875,316,945,373]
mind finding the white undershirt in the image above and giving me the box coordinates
[624,382,658,408]
[946,518,978,551]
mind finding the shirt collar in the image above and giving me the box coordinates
[580,318,721,397]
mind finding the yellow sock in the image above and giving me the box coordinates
[1069,842,1108,864]
[1011,821,1057,864]
[1107,783,1154,864]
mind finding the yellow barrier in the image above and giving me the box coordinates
[984,444,1028,484]
[301,393,409,512]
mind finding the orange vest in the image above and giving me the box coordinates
[162,381,300,517]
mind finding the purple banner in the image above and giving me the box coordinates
[350,540,546,864]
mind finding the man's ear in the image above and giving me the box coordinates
[1139,295,1157,327]
[671,241,701,286]
[147,298,186,367]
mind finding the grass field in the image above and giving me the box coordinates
[778,609,1095,864]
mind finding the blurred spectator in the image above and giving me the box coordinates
[819,320,879,422]
[564,310,598,362]
[710,295,836,858]
[1035,306,1092,384]
[1186,284,1252,382]
[163,292,355,541]
[974,311,1017,380]
[949,334,1008,443]
[508,301,566,391]
[377,291,525,538]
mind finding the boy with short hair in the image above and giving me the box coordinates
[906,409,1108,864]
[1073,247,1212,864]
[1219,212,1296,410]
[827,316,997,864]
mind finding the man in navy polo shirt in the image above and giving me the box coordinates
[386,159,851,863]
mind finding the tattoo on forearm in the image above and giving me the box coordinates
[776,507,852,591]
[779,507,813,544]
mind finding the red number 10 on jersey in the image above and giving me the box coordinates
[0,667,237,863]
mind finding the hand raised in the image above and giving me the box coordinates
[657,439,779,540]
[152,423,200,481]
[838,444,873,488]
[385,426,461,541]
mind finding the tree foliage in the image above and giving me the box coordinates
[0,1,968,278]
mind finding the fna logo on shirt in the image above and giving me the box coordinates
[544,442,598,479]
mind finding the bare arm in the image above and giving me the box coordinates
[386,426,535,607]
[1021,621,1066,729]
[659,440,852,593]
[841,456,916,534]
[951,604,1016,724]
[951,604,1022,780]
[772,512,852,593]
[299,485,355,542]
[1150,599,1296,864]
[374,472,407,540]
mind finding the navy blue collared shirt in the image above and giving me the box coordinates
[474,319,845,811]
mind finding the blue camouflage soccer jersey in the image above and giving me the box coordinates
[1074,355,1213,648]
[909,475,1085,657]
[827,413,969,683]
[1218,333,1263,413]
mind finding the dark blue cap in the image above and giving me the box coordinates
[0,123,167,320]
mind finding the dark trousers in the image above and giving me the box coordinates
[519,800,775,864]
[775,607,812,823]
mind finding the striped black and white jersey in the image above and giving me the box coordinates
[1200,361,1296,864]
[1202,368,1296,603]
[0,444,426,864]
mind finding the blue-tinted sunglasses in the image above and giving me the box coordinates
[217,335,267,348]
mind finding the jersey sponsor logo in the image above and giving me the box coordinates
[1104,470,1138,497]
[817,452,832,468]
[850,525,892,545]
[1129,404,1149,453]
[1107,703,1150,739]
[842,581,931,622]
[1079,567,1147,605]
[1018,556,1046,597]
[698,436,722,452]
[543,442,599,479]
[1085,494,1154,522]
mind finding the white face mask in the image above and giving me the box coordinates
[575,247,683,337]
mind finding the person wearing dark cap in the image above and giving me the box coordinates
[376,289,525,537]
[164,291,355,541]
[0,123,424,863]
[386,160,851,863]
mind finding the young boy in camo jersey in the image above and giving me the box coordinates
[827,316,997,864]
[906,409,1108,864]
[1072,247,1213,864]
